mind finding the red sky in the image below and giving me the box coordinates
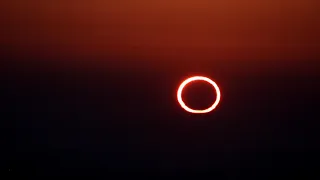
[1,0,319,73]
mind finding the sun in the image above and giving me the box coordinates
[177,76,221,114]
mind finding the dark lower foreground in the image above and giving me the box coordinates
[7,61,320,175]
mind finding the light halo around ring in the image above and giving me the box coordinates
[177,76,221,113]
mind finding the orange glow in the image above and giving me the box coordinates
[177,76,221,114]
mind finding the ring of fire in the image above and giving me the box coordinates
[177,76,221,114]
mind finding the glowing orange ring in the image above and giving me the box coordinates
[177,76,221,113]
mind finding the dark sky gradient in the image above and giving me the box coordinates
[4,0,320,176]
